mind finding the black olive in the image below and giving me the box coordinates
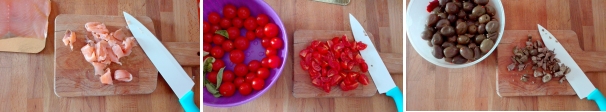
[445,2,459,14]
[422,30,433,40]
[477,24,486,34]
[460,47,474,60]
[435,19,450,30]
[454,1,463,8]
[485,6,496,16]
[485,21,500,33]
[442,42,455,48]
[447,36,457,42]
[478,14,491,24]
[468,14,479,21]
[428,41,434,47]
[457,35,470,44]
[439,0,449,6]
[463,2,474,11]
[432,32,444,45]
[433,46,444,59]
[444,46,459,58]
[472,6,486,16]
[468,42,477,49]
[456,22,467,35]
[447,14,457,23]
[438,13,448,19]
[473,47,481,60]
[475,35,486,44]
[440,26,456,37]
[432,7,443,14]
[445,57,454,63]
[452,55,468,64]
[456,44,466,49]
[474,0,489,6]
[427,14,440,27]
[468,25,478,34]
[480,39,494,53]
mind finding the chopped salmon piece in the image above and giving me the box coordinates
[62,30,76,50]
[81,44,97,62]
[91,62,107,76]
[85,22,109,34]
[114,70,132,82]
[99,68,113,85]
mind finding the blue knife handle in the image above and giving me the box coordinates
[386,87,403,112]
[588,89,606,111]
[179,90,200,112]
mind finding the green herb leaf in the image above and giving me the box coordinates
[204,81,221,98]
[215,30,229,39]
[213,92,222,97]
[215,67,225,90]
[203,57,215,74]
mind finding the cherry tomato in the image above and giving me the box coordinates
[266,55,282,68]
[349,72,359,81]
[255,27,265,38]
[234,37,249,50]
[221,40,234,52]
[237,7,250,19]
[212,34,225,45]
[248,60,262,72]
[203,33,213,44]
[219,82,236,97]
[245,31,256,40]
[243,17,257,31]
[203,21,210,34]
[261,57,270,68]
[231,18,243,29]
[227,27,240,40]
[219,18,232,29]
[245,73,256,83]
[358,74,369,85]
[208,12,221,24]
[234,64,249,77]
[233,77,245,87]
[322,84,331,93]
[251,78,265,90]
[300,60,309,70]
[312,61,322,72]
[330,75,344,86]
[360,62,368,73]
[339,82,349,91]
[203,43,211,52]
[222,70,235,82]
[264,23,279,38]
[210,46,224,58]
[211,25,221,33]
[346,81,359,90]
[222,4,237,19]
[238,83,252,96]
[299,49,310,58]
[269,37,283,49]
[256,14,269,26]
[356,41,367,50]
[207,71,218,84]
[311,78,322,87]
[211,59,225,71]
[256,67,270,79]
[261,38,271,48]
[265,48,277,56]
[230,50,245,64]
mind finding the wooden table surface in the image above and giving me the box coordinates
[203,0,404,112]
[0,0,200,112]
[406,0,606,110]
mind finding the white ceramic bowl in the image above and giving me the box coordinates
[406,0,505,68]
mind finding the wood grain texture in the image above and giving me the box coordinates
[0,0,200,112]
[203,0,403,111]
[406,0,606,110]
[54,14,158,97]
[292,30,378,98]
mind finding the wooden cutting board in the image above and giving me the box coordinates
[497,30,606,97]
[54,14,199,97]
[292,30,403,98]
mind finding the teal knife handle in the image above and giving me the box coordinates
[179,90,200,112]
[588,89,606,111]
[386,87,403,112]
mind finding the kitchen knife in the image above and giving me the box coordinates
[124,12,199,112]
[538,24,606,110]
[349,13,403,112]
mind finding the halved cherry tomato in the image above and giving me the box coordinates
[299,48,310,58]
[311,78,323,87]
[327,69,337,77]
[239,83,252,96]
[358,74,369,85]
[208,12,221,24]
[356,41,367,50]
[300,60,309,70]
[322,84,331,93]
[234,64,249,77]
[330,75,343,86]
[309,70,320,79]
[360,62,368,73]
[349,72,359,81]
[219,82,236,96]
[346,81,359,90]
[212,59,225,71]
[311,61,322,72]
[251,77,265,90]
[339,82,349,91]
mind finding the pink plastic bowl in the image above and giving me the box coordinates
[202,0,288,107]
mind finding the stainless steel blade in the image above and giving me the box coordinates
[349,13,396,94]
[124,12,194,99]
[537,24,595,99]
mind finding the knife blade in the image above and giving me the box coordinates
[538,24,606,110]
[123,12,199,112]
[349,13,402,112]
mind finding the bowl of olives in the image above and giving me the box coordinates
[406,0,505,68]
